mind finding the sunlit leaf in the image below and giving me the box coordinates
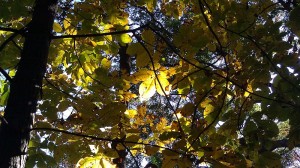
[63,18,71,29]
[125,109,137,118]
[139,75,156,100]
[155,71,170,95]
[120,33,132,43]
[53,22,62,33]
[2,1,299,167]
[0,83,9,106]
[101,58,111,69]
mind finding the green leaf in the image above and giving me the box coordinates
[287,6,300,36]
[0,83,9,106]
[256,152,281,167]
[159,131,181,141]
[243,120,258,136]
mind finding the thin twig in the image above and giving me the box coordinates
[44,77,77,100]
[150,23,297,108]
[30,127,183,154]
[52,24,149,39]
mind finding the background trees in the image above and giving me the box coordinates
[0,0,299,167]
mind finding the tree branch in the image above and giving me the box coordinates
[217,23,300,91]
[51,24,149,39]
[198,0,223,48]
[73,38,109,88]
[0,31,20,53]
[30,127,183,154]
[188,78,228,151]
[44,77,77,100]
[0,26,26,53]
[135,33,185,135]
[0,27,21,33]
[150,24,298,108]
[0,67,12,82]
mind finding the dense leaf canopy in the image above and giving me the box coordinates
[0,0,300,167]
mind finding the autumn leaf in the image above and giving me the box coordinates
[139,75,156,100]
[155,71,170,95]
[53,22,62,32]
[1,0,299,167]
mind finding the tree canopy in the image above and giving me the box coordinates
[0,0,300,167]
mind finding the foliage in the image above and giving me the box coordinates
[0,0,300,167]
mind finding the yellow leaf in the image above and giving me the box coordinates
[125,109,137,118]
[137,104,147,117]
[167,67,177,76]
[83,63,92,74]
[77,156,102,168]
[128,69,153,84]
[66,28,77,35]
[77,68,84,79]
[120,33,132,43]
[151,62,161,70]
[53,22,62,32]
[90,40,97,47]
[100,158,116,168]
[244,81,253,97]
[120,92,137,102]
[139,75,156,100]
[200,98,215,117]
[53,50,65,66]
[104,35,112,41]
[63,18,71,29]
[101,58,111,69]
[155,71,170,95]
[157,118,168,132]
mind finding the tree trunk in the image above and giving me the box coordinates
[0,0,57,167]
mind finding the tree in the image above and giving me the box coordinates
[0,0,58,167]
[0,0,299,167]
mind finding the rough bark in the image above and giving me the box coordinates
[0,0,57,167]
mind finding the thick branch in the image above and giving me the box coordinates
[0,67,12,82]
[0,1,58,167]
[0,27,21,34]
[0,30,21,53]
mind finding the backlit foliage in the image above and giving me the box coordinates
[0,0,300,167]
